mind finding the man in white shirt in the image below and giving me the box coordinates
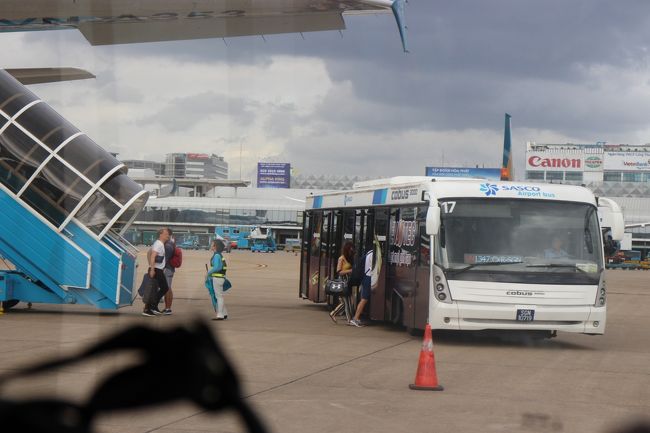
[143,228,171,316]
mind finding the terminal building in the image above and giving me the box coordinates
[525,142,650,255]
[525,142,650,184]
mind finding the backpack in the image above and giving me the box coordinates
[169,246,183,268]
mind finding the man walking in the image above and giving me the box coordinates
[143,228,171,317]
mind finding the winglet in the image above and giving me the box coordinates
[361,0,409,52]
[391,0,409,53]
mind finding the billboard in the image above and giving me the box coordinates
[257,162,291,188]
[604,152,650,171]
[526,152,583,172]
[425,167,501,181]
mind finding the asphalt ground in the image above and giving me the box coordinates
[0,250,649,433]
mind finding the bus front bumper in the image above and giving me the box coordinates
[430,302,606,334]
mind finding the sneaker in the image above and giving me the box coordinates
[348,319,365,327]
[162,309,172,315]
[142,310,155,317]
[151,307,163,315]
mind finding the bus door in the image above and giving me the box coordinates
[308,211,322,302]
[299,211,311,299]
[387,207,419,329]
[413,206,431,329]
[318,211,336,302]
[370,208,388,321]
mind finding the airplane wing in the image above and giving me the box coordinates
[0,0,408,51]
[5,68,95,85]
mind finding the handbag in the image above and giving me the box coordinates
[325,277,346,295]
[138,273,159,305]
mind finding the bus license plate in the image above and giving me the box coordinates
[516,309,535,321]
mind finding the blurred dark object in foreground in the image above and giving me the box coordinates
[0,321,267,433]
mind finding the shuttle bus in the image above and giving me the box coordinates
[299,177,624,336]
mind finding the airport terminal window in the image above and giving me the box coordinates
[545,171,563,181]
[15,103,79,150]
[623,172,642,182]
[564,172,583,181]
[526,171,544,180]
[604,172,622,182]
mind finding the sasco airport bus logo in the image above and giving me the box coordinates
[480,183,556,198]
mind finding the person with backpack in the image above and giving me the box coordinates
[205,239,229,320]
[163,228,182,315]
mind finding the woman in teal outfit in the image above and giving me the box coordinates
[205,239,229,320]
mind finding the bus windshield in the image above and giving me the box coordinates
[438,199,603,283]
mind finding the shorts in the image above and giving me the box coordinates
[164,267,174,289]
[360,275,371,300]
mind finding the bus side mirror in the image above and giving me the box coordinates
[426,203,440,235]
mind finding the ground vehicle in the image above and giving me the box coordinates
[250,227,277,252]
[215,226,252,249]
[299,177,624,335]
[284,238,301,252]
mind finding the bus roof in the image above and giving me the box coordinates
[306,177,597,210]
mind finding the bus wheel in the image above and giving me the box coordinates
[1,300,19,310]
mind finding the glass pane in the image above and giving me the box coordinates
[76,191,122,231]
[0,124,51,193]
[546,171,563,181]
[112,194,148,233]
[59,135,123,183]
[40,158,92,209]
[100,173,145,206]
[14,102,79,150]
[0,70,39,117]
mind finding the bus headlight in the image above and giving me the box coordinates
[432,265,452,304]
[595,271,606,307]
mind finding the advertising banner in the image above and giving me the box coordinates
[604,152,650,171]
[257,162,291,188]
[425,167,501,180]
[583,155,604,172]
[526,152,583,172]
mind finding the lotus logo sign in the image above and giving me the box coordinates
[480,183,499,196]
[585,156,603,169]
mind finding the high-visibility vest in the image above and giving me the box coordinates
[210,253,227,277]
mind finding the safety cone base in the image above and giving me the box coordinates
[409,383,444,391]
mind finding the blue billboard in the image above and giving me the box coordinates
[425,167,501,181]
[257,163,291,188]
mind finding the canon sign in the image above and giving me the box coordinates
[528,156,582,169]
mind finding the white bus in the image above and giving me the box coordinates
[299,177,624,336]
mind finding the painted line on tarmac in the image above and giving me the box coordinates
[243,338,413,399]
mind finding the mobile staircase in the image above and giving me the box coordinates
[0,69,147,310]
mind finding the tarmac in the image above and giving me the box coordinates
[1,249,649,433]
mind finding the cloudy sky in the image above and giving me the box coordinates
[3,0,650,180]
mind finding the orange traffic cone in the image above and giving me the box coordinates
[409,323,444,391]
